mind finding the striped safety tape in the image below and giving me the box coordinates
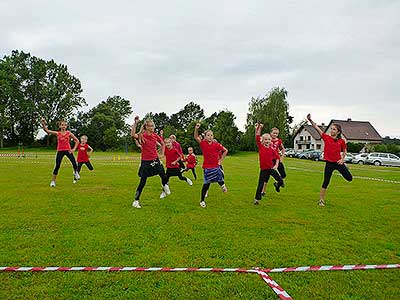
[256,270,293,300]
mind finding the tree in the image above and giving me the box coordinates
[211,110,241,153]
[170,102,205,130]
[75,96,133,151]
[243,87,292,150]
[0,50,86,146]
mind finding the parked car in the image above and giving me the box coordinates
[307,150,323,161]
[351,153,369,165]
[344,153,354,163]
[297,150,312,159]
[365,152,400,167]
[286,149,298,158]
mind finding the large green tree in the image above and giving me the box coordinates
[0,50,86,146]
[243,87,293,150]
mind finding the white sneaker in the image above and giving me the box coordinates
[254,199,259,205]
[221,184,228,193]
[319,199,325,207]
[160,191,166,199]
[200,201,206,208]
[50,181,56,187]
[132,200,141,208]
[186,178,193,186]
[73,180,77,184]
[163,184,171,195]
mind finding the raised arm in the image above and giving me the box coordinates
[255,123,263,136]
[194,123,202,144]
[131,116,140,139]
[40,118,58,135]
[307,114,323,136]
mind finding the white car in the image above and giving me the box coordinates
[365,152,400,167]
[351,153,369,165]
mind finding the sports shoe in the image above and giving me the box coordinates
[200,201,206,208]
[74,171,80,180]
[318,199,325,207]
[132,200,141,208]
[50,181,56,187]
[186,178,193,186]
[221,184,228,193]
[73,179,77,184]
[160,191,166,199]
[163,184,171,195]
[273,182,281,193]
[254,199,259,205]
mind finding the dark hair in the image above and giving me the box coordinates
[332,123,342,140]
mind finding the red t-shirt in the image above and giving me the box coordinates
[57,131,72,151]
[256,135,280,170]
[270,138,283,156]
[321,133,346,162]
[200,140,224,169]
[77,143,90,162]
[165,147,181,169]
[172,141,184,157]
[186,153,197,169]
[141,132,163,161]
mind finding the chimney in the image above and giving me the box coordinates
[347,118,352,121]
[321,123,325,126]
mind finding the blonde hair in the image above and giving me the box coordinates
[270,127,279,133]
[57,120,68,127]
[80,135,88,139]
[138,119,154,144]
[204,129,213,136]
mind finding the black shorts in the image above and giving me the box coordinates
[138,159,165,178]
[166,168,181,176]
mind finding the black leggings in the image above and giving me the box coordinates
[201,181,224,202]
[272,160,286,179]
[322,161,352,189]
[166,172,187,184]
[135,173,168,200]
[77,161,94,173]
[53,151,78,175]
[183,167,197,180]
[255,169,283,200]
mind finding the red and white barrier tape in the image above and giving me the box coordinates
[260,263,400,273]
[256,270,293,300]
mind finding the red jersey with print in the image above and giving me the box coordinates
[141,132,163,161]
[77,143,90,162]
[172,141,184,157]
[270,138,283,156]
[256,135,280,170]
[321,133,346,162]
[165,147,181,169]
[57,131,72,151]
[200,140,224,169]
[186,153,197,169]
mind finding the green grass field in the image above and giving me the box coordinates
[0,151,399,299]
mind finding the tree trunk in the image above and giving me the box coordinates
[0,126,3,148]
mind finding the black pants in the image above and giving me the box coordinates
[201,181,224,202]
[135,160,168,200]
[255,169,283,200]
[183,167,197,180]
[166,168,187,184]
[178,160,185,169]
[322,161,352,189]
[272,160,286,179]
[53,151,77,175]
[77,161,94,173]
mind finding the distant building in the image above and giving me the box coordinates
[294,124,327,151]
[324,119,383,144]
[293,119,382,151]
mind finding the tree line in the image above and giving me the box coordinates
[1,50,293,154]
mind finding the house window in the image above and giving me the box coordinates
[298,144,302,150]
[306,144,310,150]
[308,136,311,141]
[316,144,321,150]
[300,136,304,141]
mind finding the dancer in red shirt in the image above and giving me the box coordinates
[76,135,94,178]
[254,123,284,205]
[307,114,353,206]
[131,116,170,208]
[40,118,79,187]
[183,147,197,180]
[194,123,228,208]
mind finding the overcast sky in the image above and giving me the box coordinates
[1,0,399,137]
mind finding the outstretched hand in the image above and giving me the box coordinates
[306,114,312,122]
[195,123,201,129]
[134,116,139,124]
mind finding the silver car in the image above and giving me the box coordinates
[365,152,400,167]
[352,153,369,165]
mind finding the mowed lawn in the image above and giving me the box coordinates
[0,151,399,299]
